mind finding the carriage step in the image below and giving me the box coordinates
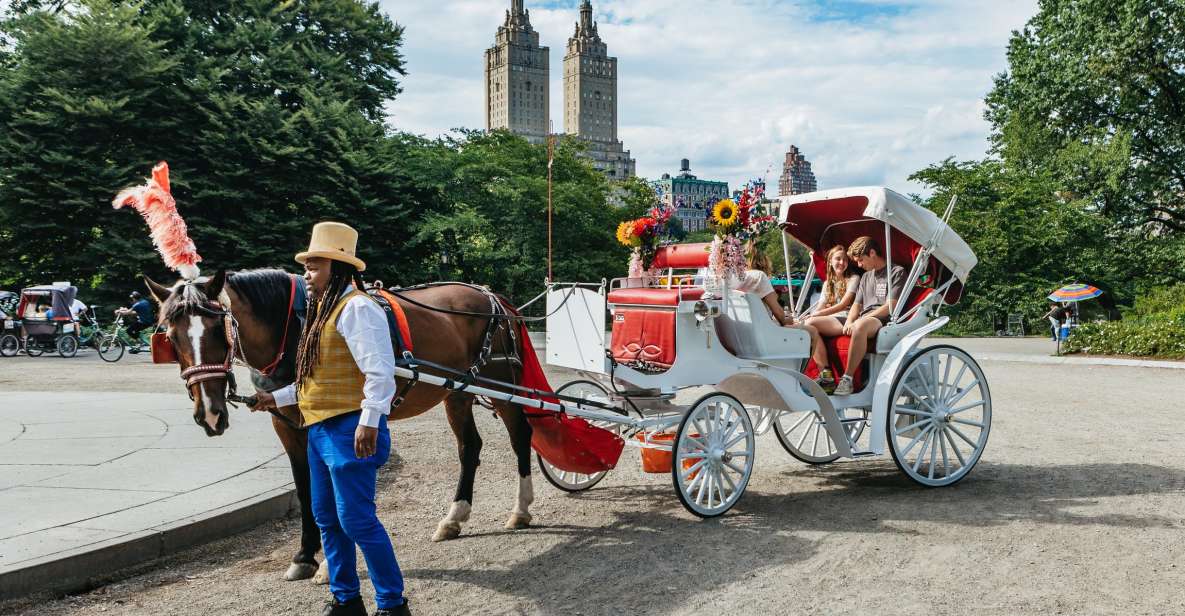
[851,450,877,457]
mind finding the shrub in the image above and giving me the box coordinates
[1063,315,1185,358]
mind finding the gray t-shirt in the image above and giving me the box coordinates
[854,265,907,318]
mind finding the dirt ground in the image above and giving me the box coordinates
[1,348,1183,615]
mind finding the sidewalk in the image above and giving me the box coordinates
[0,391,293,599]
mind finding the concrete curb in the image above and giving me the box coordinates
[0,487,296,600]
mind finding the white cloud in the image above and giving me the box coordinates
[383,0,1037,195]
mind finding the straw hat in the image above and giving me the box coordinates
[295,222,366,272]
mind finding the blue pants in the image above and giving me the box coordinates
[308,411,405,609]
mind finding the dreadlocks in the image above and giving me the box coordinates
[295,259,366,386]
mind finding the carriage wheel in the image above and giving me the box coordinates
[25,339,44,357]
[672,393,755,518]
[537,379,625,492]
[774,407,869,465]
[57,336,79,358]
[0,334,18,357]
[887,345,991,487]
[98,336,125,363]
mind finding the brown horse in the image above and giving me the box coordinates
[145,269,537,582]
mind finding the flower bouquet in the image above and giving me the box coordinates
[616,202,677,279]
[707,180,777,283]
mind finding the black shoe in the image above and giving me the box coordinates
[322,596,367,616]
[374,599,410,616]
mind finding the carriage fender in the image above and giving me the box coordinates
[718,367,852,458]
[869,315,949,455]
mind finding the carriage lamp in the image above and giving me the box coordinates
[693,300,718,322]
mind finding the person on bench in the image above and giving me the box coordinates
[824,236,905,396]
[803,244,861,390]
[734,242,823,349]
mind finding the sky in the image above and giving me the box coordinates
[382,0,1040,196]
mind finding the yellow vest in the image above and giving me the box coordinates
[298,290,371,426]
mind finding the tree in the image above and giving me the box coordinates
[986,0,1185,232]
[0,0,412,303]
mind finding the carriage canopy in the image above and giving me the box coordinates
[17,284,77,321]
[778,187,977,283]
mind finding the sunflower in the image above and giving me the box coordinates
[712,199,739,227]
[616,220,635,246]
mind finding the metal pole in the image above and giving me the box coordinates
[547,133,554,283]
[884,221,894,323]
[780,231,795,315]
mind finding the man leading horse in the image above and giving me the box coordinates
[251,222,410,616]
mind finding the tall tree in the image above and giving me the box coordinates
[986,0,1185,232]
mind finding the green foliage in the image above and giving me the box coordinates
[1063,319,1185,359]
[986,0,1185,233]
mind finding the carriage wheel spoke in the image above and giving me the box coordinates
[948,400,985,414]
[795,419,813,450]
[894,405,932,417]
[945,378,979,408]
[810,420,822,456]
[943,426,967,468]
[898,424,933,458]
[784,410,813,435]
[939,428,950,478]
[947,423,980,450]
[680,459,707,481]
[945,363,969,402]
[927,430,939,480]
[912,429,935,474]
[939,354,954,402]
[687,435,709,451]
[718,467,736,497]
[724,460,747,475]
[951,417,985,428]
[894,417,929,436]
[902,383,938,412]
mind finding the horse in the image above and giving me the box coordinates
[145,268,537,583]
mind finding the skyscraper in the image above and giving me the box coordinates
[778,145,818,196]
[485,0,549,143]
[562,0,635,179]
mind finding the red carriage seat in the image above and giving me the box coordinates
[606,243,711,372]
[803,286,937,392]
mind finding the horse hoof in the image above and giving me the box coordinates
[505,513,532,530]
[312,560,330,585]
[284,562,318,581]
[432,521,462,542]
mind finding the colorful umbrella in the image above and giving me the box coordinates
[1048,283,1103,302]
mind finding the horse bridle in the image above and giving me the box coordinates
[177,302,242,404]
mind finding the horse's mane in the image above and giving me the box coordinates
[225,269,293,327]
[160,268,292,328]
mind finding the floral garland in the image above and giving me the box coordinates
[707,179,777,279]
[616,202,676,277]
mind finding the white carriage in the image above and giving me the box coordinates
[537,186,992,517]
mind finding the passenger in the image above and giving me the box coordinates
[734,243,824,357]
[803,245,861,389]
[832,236,906,396]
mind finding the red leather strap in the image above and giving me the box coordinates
[259,275,297,376]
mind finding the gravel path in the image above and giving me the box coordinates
[1,349,1182,615]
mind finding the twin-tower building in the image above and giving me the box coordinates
[485,0,636,180]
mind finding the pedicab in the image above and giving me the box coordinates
[0,290,18,357]
[535,186,991,517]
[14,284,81,357]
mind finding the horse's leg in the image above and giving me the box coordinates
[273,416,322,582]
[433,392,482,542]
[495,401,535,530]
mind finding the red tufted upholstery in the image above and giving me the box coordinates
[606,287,705,306]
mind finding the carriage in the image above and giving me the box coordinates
[13,284,81,357]
[528,186,992,517]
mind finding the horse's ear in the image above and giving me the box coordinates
[144,276,172,304]
[205,269,227,299]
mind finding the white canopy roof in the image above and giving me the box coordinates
[779,186,978,282]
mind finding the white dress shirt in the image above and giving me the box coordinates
[272,287,396,428]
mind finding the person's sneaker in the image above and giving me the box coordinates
[833,375,854,396]
[323,596,367,616]
[374,599,411,616]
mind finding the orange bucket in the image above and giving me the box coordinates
[637,432,701,476]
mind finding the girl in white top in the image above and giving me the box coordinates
[733,244,823,354]
[803,245,860,388]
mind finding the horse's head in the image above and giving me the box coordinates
[146,270,237,436]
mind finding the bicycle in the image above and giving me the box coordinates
[96,318,154,363]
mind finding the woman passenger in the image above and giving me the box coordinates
[803,245,861,388]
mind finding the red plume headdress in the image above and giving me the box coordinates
[113,162,202,280]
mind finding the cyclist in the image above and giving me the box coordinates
[114,291,155,351]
